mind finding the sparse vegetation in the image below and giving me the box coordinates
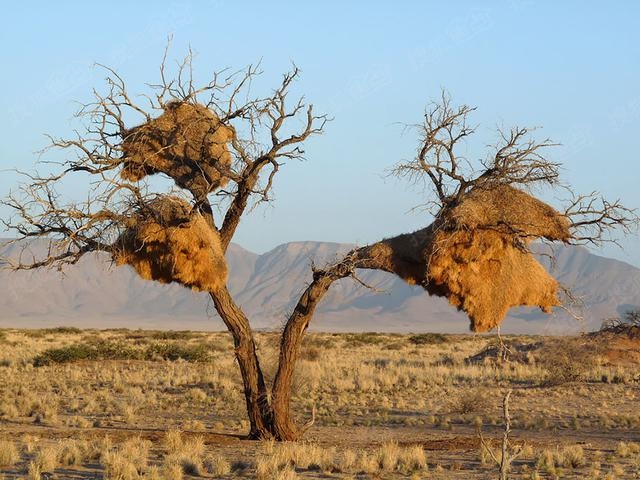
[32,339,212,366]
[0,440,19,468]
[539,339,598,385]
[408,333,449,345]
[0,328,638,478]
[452,387,492,414]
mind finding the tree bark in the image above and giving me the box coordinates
[271,274,338,440]
[269,240,422,439]
[208,288,274,439]
[212,238,421,440]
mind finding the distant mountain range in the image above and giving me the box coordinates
[1,239,639,334]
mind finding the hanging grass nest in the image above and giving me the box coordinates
[113,196,227,292]
[363,184,571,332]
[121,102,234,198]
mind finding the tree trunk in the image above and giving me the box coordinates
[211,243,396,440]
[269,245,396,439]
[208,288,274,439]
[271,274,343,440]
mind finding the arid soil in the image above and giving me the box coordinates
[0,329,639,479]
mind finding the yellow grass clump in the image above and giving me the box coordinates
[364,184,571,332]
[121,101,234,197]
[113,196,227,292]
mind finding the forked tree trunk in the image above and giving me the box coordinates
[210,243,409,441]
[211,276,341,440]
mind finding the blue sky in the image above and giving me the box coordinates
[1,1,639,266]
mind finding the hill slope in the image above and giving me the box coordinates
[1,239,638,333]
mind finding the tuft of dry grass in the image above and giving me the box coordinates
[0,439,20,467]
[377,440,401,471]
[161,460,183,480]
[536,444,586,474]
[615,441,640,458]
[33,445,58,472]
[398,444,428,472]
[101,437,151,480]
[161,429,206,476]
[58,439,86,466]
[27,461,42,480]
[252,440,428,477]
[163,429,183,452]
[203,454,231,476]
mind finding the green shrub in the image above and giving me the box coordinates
[33,343,95,366]
[408,333,448,345]
[33,339,214,366]
[343,332,387,346]
[144,343,210,362]
[33,341,141,366]
[150,330,198,340]
[22,327,83,338]
[22,330,47,338]
[44,326,83,334]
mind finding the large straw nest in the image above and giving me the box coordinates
[364,184,571,332]
[113,196,227,292]
[121,102,234,198]
[426,228,560,331]
[445,183,571,241]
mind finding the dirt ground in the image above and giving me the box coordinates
[0,328,639,479]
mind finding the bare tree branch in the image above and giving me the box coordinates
[218,67,328,249]
[392,91,476,211]
[390,90,638,247]
[564,192,638,246]
[2,47,328,269]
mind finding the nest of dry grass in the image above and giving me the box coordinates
[446,183,571,241]
[113,196,227,292]
[365,184,571,332]
[121,102,234,198]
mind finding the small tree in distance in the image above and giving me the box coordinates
[2,48,637,440]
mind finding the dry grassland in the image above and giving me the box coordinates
[0,328,639,479]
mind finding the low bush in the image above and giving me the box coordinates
[33,341,141,366]
[343,332,387,346]
[0,439,20,467]
[539,339,597,386]
[33,340,213,366]
[408,333,448,345]
[23,327,83,338]
[450,388,491,414]
[144,343,210,362]
[150,330,198,340]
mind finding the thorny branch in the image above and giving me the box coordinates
[478,389,524,480]
[564,192,638,247]
[2,46,327,268]
[392,90,638,246]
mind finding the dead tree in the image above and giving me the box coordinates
[478,390,524,480]
[2,50,637,440]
